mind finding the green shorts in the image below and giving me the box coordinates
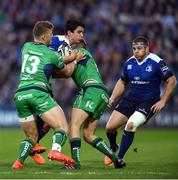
[73,85,109,119]
[14,88,58,121]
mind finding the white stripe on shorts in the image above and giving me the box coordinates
[19,115,35,122]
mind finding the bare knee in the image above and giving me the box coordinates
[106,122,117,132]
[125,122,134,131]
[52,119,69,132]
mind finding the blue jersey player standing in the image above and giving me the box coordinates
[104,36,177,168]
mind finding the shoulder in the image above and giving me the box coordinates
[21,42,32,52]
[124,56,135,65]
[23,42,31,48]
[147,53,163,63]
[126,56,135,62]
[52,35,69,45]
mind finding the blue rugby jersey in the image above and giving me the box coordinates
[49,35,72,56]
[121,53,173,101]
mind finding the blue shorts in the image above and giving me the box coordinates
[115,97,157,122]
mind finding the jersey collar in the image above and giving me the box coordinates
[33,42,47,46]
[134,53,150,65]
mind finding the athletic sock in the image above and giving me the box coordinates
[106,131,118,152]
[52,129,67,152]
[18,138,34,164]
[36,117,48,142]
[37,127,49,143]
[70,138,81,167]
[118,130,135,159]
[90,137,117,162]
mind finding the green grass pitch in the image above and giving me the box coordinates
[0,127,178,179]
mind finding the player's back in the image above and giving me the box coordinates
[72,48,104,88]
[19,42,64,91]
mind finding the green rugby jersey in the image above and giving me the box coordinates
[18,42,64,91]
[72,48,104,88]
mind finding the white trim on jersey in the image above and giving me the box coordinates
[127,52,163,65]
[148,53,162,63]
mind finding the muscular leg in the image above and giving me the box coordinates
[118,111,146,159]
[83,117,117,162]
[36,117,50,143]
[18,118,38,164]
[69,108,90,167]
[41,106,68,152]
[106,110,128,151]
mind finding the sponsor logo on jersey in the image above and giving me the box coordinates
[161,64,169,72]
[85,101,94,109]
[131,80,150,84]
[18,94,32,101]
[21,74,33,80]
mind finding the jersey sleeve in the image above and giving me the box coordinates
[52,52,65,70]
[120,63,129,83]
[158,60,173,81]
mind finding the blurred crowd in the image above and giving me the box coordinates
[0,0,178,114]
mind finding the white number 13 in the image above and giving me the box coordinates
[22,54,40,74]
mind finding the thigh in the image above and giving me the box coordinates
[93,90,109,119]
[73,87,109,119]
[115,98,136,118]
[32,91,58,116]
[14,90,58,119]
[41,106,68,131]
[106,110,128,131]
[14,91,33,119]
[136,100,156,122]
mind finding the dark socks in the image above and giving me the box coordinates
[118,130,135,159]
[106,131,118,152]
[70,138,81,167]
[37,127,49,143]
[36,117,48,142]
